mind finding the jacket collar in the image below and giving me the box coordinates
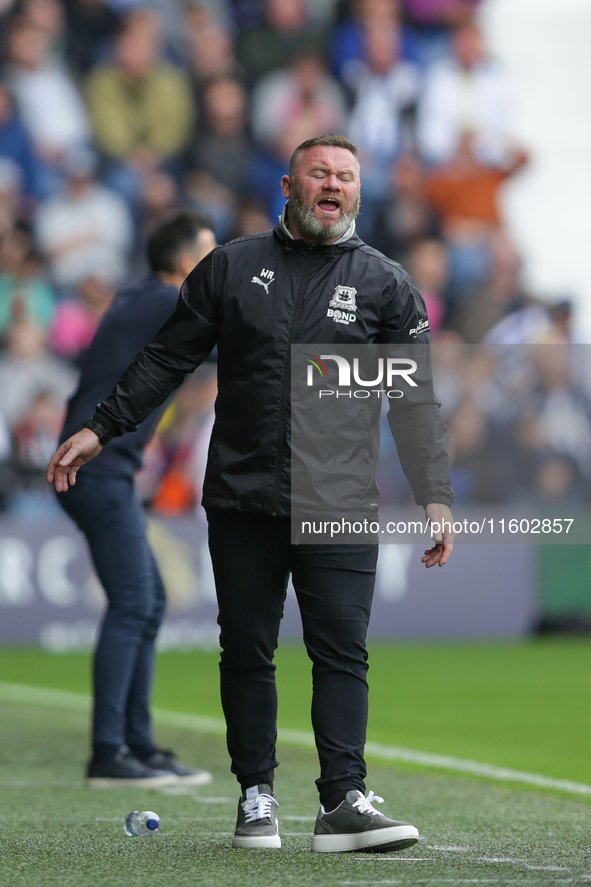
[275,204,361,251]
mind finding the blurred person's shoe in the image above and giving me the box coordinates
[86,747,176,788]
[137,748,213,787]
[232,784,281,848]
[311,790,419,853]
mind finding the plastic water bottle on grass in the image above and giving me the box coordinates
[124,811,160,836]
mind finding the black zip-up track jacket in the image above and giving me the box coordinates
[93,223,455,516]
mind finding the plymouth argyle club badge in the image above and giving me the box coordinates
[327,286,358,325]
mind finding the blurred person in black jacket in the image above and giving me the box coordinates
[56,210,216,787]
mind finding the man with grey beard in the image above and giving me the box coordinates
[48,134,455,853]
[282,140,361,243]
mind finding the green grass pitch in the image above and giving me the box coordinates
[1,640,591,885]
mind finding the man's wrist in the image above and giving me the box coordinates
[81,418,113,446]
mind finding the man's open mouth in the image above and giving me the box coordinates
[316,198,341,213]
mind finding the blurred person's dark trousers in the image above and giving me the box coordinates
[57,473,166,761]
[206,508,378,805]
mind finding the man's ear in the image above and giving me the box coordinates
[178,252,196,279]
[281,175,291,199]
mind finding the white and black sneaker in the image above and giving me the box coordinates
[86,747,177,789]
[138,749,213,787]
[312,789,419,853]
[232,784,281,849]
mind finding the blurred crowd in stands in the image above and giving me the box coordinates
[378,342,591,508]
[0,0,586,517]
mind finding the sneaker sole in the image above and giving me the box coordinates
[312,824,419,853]
[232,834,282,849]
[86,773,177,789]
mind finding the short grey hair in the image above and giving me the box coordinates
[288,134,359,178]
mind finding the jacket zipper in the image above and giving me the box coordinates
[271,250,313,515]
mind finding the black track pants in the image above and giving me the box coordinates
[206,509,378,804]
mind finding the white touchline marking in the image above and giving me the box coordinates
[0,780,84,788]
[425,846,573,874]
[475,857,533,865]
[157,786,234,803]
[0,683,91,711]
[362,739,591,796]
[188,796,234,804]
[2,681,591,797]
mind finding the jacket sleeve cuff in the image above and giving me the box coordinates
[82,416,116,446]
[420,496,455,508]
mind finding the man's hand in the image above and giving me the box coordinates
[422,502,455,568]
[46,429,103,492]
